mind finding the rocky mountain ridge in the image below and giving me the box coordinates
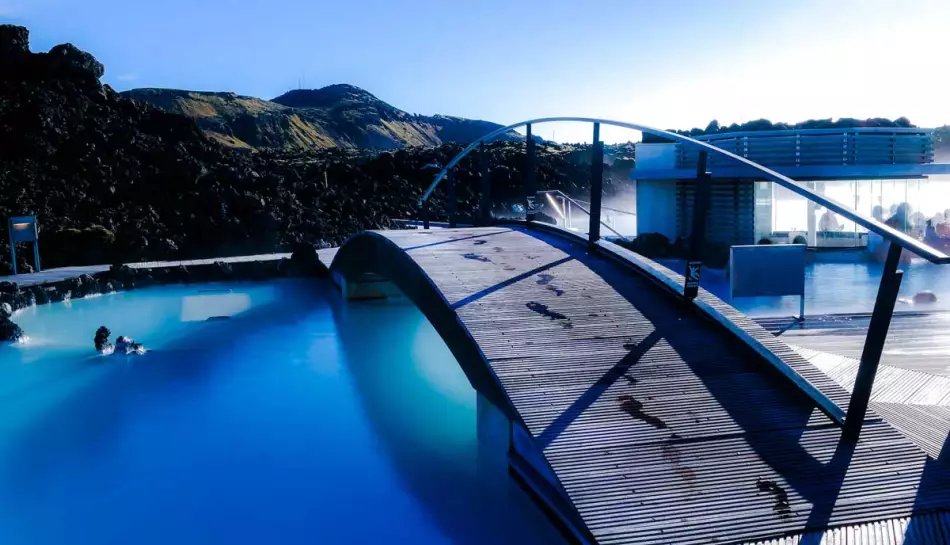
[122,84,522,151]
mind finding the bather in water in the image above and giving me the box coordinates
[95,326,146,355]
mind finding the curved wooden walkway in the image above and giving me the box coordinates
[330,226,950,545]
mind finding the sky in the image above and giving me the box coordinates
[4,0,949,143]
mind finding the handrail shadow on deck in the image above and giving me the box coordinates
[402,228,512,252]
[451,257,574,310]
[517,227,950,541]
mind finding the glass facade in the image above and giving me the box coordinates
[755,176,950,247]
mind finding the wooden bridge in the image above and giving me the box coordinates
[329,224,950,545]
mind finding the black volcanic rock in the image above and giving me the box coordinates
[47,43,105,80]
[0,317,23,342]
[0,24,29,59]
[284,242,330,277]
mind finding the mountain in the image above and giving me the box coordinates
[122,84,521,150]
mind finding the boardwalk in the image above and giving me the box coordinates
[757,312,950,377]
[792,346,950,462]
[0,253,291,287]
[330,226,950,544]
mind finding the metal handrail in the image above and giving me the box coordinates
[418,117,950,264]
[540,191,637,217]
[693,126,933,140]
[536,190,632,243]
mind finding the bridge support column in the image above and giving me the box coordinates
[684,151,711,299]
[844,241,904,441]
[589,122,604,247]
[477,392,511,473]
[525,123,537,224]
[332,271,403,302]
[479,145,492,226]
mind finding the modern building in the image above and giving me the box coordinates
[632,127,950,249]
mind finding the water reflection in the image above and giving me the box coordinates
[330,298,566,545]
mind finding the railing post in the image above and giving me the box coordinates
[479,145,492,226]
[446,172,457,228]
[421,201,430,230]
[589,122,604,246]
[843,242,904,441]
[684,150,711,299]
[525,123,537,224]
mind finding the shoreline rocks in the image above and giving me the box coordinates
[0,303,23,342]
[281,243,331,277]
[0,317,23,342]
[0,254,331,318]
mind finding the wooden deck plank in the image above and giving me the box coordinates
[757,312,950,377]
[365,226,950,545]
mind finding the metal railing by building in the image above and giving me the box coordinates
[676,127,935,170]
[537,189,634,243]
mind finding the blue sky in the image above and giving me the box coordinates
[5,0,948,142]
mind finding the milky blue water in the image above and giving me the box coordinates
[0,281,565,545]
[658,259,950,317]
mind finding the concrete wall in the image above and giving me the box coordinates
[636,181,678,240]
[635,143,677,170]
[633,144,679,239]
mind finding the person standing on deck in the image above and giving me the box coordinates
[937,209,950,238]
[885,203,912,233]
[818,208,842,232]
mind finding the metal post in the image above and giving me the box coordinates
[684,151,711,299]
[589,123,604,246]
[479,145,492,226]
[446,172,457,228]
[32,242,40,273]
[806,181,818,247]
[843,242,904,441]
[525,124,537,223]
[421,201,430,230]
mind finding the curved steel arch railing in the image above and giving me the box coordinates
[419,116,950,440]
[419,116,950,264]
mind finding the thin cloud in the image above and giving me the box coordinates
[0,1,23,17]
[115,74,139,82]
